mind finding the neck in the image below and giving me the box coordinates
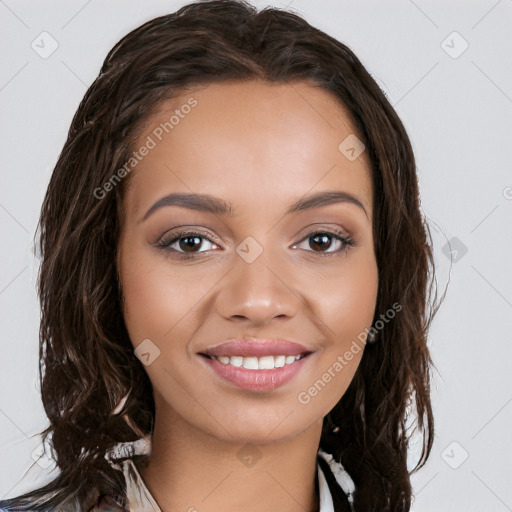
[139,396,322,512]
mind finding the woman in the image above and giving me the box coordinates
[0,1,439,510]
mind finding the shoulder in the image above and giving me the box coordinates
[0,494,128,512]
[88,493,128,512]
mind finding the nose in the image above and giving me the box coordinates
[215,249,302,325]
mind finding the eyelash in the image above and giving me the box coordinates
[155,228,356,260]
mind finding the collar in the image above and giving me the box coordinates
[115,451,352,512]
[104,439,355,511]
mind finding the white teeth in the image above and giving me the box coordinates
[212,354,304,369]
[258,355,275,369]
[274,355,286,368]
[242,357,259,370]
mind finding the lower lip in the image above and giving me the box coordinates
[199,354,311,392]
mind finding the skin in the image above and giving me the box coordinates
[117,80,378,512]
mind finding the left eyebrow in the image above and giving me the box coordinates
[140,193,233,222]
[140,190,369,223]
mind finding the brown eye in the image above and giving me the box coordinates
[293,230,356,256]
[177,234,204,253]
[309,233,335,252]
[156,230,218,258]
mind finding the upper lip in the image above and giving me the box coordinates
[200,338,313,358]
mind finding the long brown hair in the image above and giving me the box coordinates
[0,1,440,510]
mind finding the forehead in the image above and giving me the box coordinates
[123,79,372,220]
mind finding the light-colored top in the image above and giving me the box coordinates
[117,457,337,512]
[104,438,355,511]
[0,441,355,511]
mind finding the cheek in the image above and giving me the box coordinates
[300,252,378,409]
[313,252,378,342]
[119,251,191,347]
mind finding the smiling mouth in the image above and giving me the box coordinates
[199,352,312,370]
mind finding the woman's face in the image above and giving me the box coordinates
[118,80,378,444]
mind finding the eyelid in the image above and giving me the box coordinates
[155,228,220,250]
[154,225,356,259]
[292,227,356,255]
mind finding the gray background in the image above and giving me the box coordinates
[1,1,511,510]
